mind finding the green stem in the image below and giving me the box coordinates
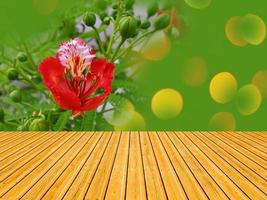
[92,27,106,55]
[100,101,108,113]
[106,0,124,57]
[115,30,156,60]
[13,60,40,90]
[102,108,115,114]
[21,102,38,110]
[22,43,35,69]
[21,64,37,75]
[4,121,18,127]
[111,38,126,62]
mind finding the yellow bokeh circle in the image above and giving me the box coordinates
[225,16,247,47]
[240,14,266,45]
[141,31,171,61]
[114,111,146,131]
[252,70,267,98]
[209,72,238,104]
[184,0,212,9]
[182,56,208,87]
[236,84,262,116]
[151,88,183,120]
[225,14,266,46]
[209,112,236,131]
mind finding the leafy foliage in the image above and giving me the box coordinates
[0,0,174,131]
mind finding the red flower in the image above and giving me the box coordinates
[39,38,114,115]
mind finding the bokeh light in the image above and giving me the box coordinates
[240,14,266,45]
[141,31,171,61]
[209,72,238,104]
[209,112,236,131]
[182,56,208,87]
[104,98,135,126]
[114,111,146,131]
[236,84,262,116]
[225,16,247,47]
[252,70,267,98]
[32,0,59,15]
[184,0,212,9]
[151,88,183,120]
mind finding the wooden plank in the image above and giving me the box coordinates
[83,132,121,199]
[167,132,229,199]
[0,132,50,162]
[148,132,187,199]
[0,132,35,148]
[0,132,43,153]
[232,131,267,147]
[125,132,147,200]
[0,132,20,142]
[202,132,267,178]
[212,132,267,169]
[227,132,267,152]
[62,132,112,200]
[0,131,266,199]
[157,132,209,200]
[220,132,267,159]
[140,132,167,200]
[182,132,266,199]
[2,133,92,199]
[104,132,130,200]
[243,131,267,145]
[39,133,103,200]
[20,133,98,199]
[255,131,267,139]
[0,133,65,173]
[0,132,78,197]
[174,132,249,199]
[190,132,267,193]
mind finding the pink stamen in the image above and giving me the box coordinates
[57,38,96,77]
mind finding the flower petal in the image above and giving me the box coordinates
[81,59,115,111]
[39,57,81,111]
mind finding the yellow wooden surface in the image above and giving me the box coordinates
[0,131,266,200]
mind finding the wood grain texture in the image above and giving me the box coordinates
[0,131,266,200]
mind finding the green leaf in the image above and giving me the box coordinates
[81,111,96,131]
[53,110,71,131]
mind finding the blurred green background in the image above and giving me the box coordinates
[0,0,266,130]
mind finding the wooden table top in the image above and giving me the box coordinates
[0,131,266,199]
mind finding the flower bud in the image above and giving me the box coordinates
[0,108,4,122]
[154,14,170,30]
[136,17,141,27]
[17,52,27,62]
[103,17,111,25]
[147,2,158,18]
[112,3,119,9]
[83,12,96,27]
[7,68,19,80]
[140,19,151,29]
[99,12,108,21]
[126,10,134,16]
[126,0,135,9]
[119,17,138,39]
[29,118,49,131]
[10,90,22,103]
